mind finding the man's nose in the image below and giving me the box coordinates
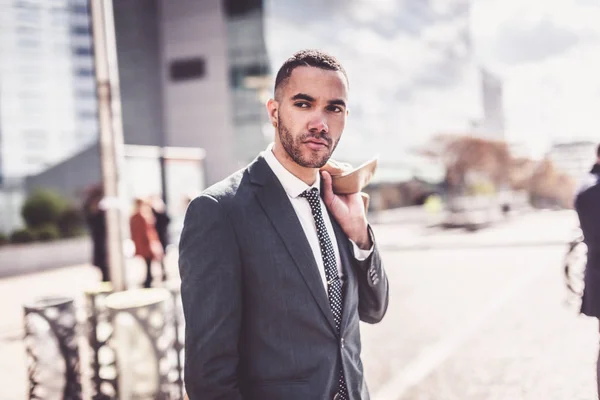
[308,113,328,133]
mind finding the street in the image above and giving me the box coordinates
[365,244,596,400]
[0,209,596,399]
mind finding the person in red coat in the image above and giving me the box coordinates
[130,198,163,288]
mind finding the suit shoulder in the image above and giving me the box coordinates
[188,155,267,215]
[575,174,600,210]
[192,166,253,207]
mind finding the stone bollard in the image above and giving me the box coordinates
[23,296,82,400]
[84,282,118,399]
[105,288,181,400]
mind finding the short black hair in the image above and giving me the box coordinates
[274,49,348,96]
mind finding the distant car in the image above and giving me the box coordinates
[442,194,498,230]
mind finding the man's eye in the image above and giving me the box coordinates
[294,102,310,108]
[328,106,343,113]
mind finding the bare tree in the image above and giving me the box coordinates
[528,158,576,209]
[417,134,511,192]
[416,134,575,208]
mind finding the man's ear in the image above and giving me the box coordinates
[266,98,278,128]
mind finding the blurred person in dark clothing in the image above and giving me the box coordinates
[574,143,600,394]
[151,194,171,281]
[83,185,109,282]
[130,198,164,288]
[179,50,388,400]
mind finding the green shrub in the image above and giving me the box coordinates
[21,189,68,229]
[10,229,36,244]
[35,225,60,242]
[0,233,7,246]
[58,206,86,238]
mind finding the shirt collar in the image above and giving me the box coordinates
[262,143,320,198]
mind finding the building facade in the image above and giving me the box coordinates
[224,0,271,165]
[0,0,97,182]
[113,0,241,186]
[475,66,505,140]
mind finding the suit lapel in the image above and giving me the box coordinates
[329,213,357,335]
[250,157,337,334]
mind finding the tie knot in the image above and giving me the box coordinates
[300,187,319,201]
[300,188,321,211]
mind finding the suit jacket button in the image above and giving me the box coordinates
[341,338,345,349]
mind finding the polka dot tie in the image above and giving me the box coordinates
[300,188,348,400]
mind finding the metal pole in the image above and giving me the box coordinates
[90,0,127,291]
[160,153,168,206]
[157,1,168,207]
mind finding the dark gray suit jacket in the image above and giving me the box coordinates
[575,163,600,317]
[179,155,389,399]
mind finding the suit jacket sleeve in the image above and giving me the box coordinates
[179,195,243,400]
[354,225,389,324]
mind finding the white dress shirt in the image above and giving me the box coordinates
[262,144,373,291]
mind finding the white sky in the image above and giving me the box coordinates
[471,0,600,154]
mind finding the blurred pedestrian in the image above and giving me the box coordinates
[179,50,388,399]
[83,185,109,282]
[574,143,600,395]
[130,198,163,288]
[151,194,171,281]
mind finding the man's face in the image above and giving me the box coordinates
[269,66,348,168]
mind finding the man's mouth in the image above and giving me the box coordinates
[304,138,329,150]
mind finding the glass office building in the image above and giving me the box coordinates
[0,0,97,181]
[223,0,272,165]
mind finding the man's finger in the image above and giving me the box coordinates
[321,170,335,205]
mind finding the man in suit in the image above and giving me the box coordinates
[574,143,600,394]
[179,49,389,400]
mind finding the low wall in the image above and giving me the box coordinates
[0,237,91,278]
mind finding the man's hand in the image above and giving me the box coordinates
[321,170,372,249]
